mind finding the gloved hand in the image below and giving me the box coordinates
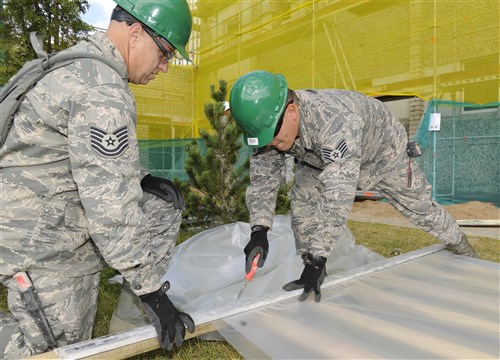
[139,281,195,351]
[244,225,269,273]
[282,253,327,302]
[141,174,184,210]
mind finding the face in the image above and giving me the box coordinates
[268,102,299,151]
[128,24,174,85]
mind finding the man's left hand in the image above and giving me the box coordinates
[141,174,184,209]
[139,281,195,351]
[282,253,327,302]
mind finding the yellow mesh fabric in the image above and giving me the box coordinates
[132,0,499,140]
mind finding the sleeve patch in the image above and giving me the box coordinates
[322,139,348,163]
[90,125,129,158]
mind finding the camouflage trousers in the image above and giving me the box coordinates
[109,191,182,334]
[373,157,464,245]
[290,157,464,256]
[0,273,100,359]
[0,191,181,358]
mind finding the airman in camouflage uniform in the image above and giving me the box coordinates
[0,1,194,357]
[230,70,478,303]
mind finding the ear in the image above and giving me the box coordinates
[287,102,299,123]
[129,23,143,48]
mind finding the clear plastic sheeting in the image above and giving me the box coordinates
[218,252,500,359]
[161,215,384,313]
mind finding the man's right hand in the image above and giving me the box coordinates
[244,225,269,273]
[139,281,195,351]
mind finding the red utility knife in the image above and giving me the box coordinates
[236,253,260,300]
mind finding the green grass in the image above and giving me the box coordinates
[1,221,498,359]
[126,338,241,360]
[348,220,499,262]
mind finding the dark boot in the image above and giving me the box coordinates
[446,235,478,258]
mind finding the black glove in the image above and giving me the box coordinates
[244,225,269,273]
[141,174,184,210]
[282,253,327,302]
[139,281,195,351]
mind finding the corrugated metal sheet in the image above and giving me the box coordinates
[219,252,499,359]
[32,219,498,359]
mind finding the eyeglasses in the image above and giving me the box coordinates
[143,26,177,64]
[273,100,293,137]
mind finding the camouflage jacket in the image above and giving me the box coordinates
[247,89,407,256]
[0,32,160,295]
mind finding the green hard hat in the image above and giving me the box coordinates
[230,70,288,148]
[114,0,192,61]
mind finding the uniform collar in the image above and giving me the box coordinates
[87,31,129,80]
[296,93,313,149]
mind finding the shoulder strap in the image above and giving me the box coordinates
[47,51,127,81]
[0,32,128,148]
[30,32,48,58]
[30,31,127,80]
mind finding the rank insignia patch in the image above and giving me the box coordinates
[90,126,129,157]
[322,139,348,163]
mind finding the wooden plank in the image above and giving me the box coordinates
[79,323,216,360]
[27,244,444,360]
[457,219,500,227]
[29,323,216,360]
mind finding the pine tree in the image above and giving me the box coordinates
[178,80,249,228]
[0,0,93,85]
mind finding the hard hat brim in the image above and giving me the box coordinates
[244,125,276,148]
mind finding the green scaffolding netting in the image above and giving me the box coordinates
[414,101,499,206]
[139,101,499,207]
[132,1,498,207]
[138,137,252,182]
